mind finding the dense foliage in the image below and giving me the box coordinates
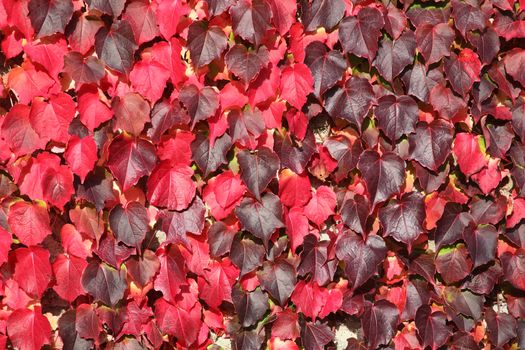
[0,0,524,349]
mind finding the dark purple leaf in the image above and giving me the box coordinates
[375,94,418,141]
[232,286,269,327]
[257,258,296,306]
[374,30,416,83]
[300,0,345,32]
[362,300,399,349]
[415,305,451,350]
[305,42,347,97]
[109,201,148,249]
[409,120,454,172]
[339,7,384,62]
[230,236,265,277]
[187,22,228,68]
[81,261,127,306]
[357,150,405,208]
[238,147,280,201]
[191,133,232,177]
[95,20,137,74]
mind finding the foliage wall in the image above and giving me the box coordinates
[0,0,524,349]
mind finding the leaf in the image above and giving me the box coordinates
[374,30,417,83]
[198,260,238,309]
[379,192,425,248]
[505,49,525,88]
[64,135,98,183]
[95,20,137,74]
[107,135,157,192]
[452,133,488,176]
[75,304,99,340]
[235,193,284,249]
[129,56,170,103]
[362,300,399,349]
[278,169,312,208]
[179,85,220,127]
[408,120,454,171]
[416,23,455,66]
[8,200,51,246]
[257,259,296,306]
[435,244,472,284]
[357,150,405,208]
[451,0,487,36]
[7,307,51,350]
[225,44,269,85]
[230,236,265,277]
[304,42,347,97]
[324,77,375,129]
[237,147,279,201]
[274,129,317,174]
[340,194,369,235]
[13,246,52,298]
[187,21,227,68]
[109,202,149,249]
[148,100,189,143]
[298,235,337,286]
[415,305,451,350]
[208,221,237,257]
[232,286,269,327]
[429,83,467,120]
[230,0,272,46]
[85,0,125,16]
[154,246,187,303]
[227,108,265,148]
[155,298,201,347]
[444,49,482,97]
[81,261,127,306]
[501,249,525,291]
[122,0,159,44]
[159,196,206,247]
[434,203,473,251]
[28,0,73,38]
[485,308,517,347]
[375,95,418,141]
[301,321,334,350]
[300,0,345,32]
[53,254,87,303]
[63,52,105,84]
[339,7,384,62]
[303,186,336,226]
[462,224,498,268]
[191,133,232,177]
[112,92,151,135]
[1,104,47,156]
[279,63,314,109]
[335,231,387,290]
[146,162,196,211]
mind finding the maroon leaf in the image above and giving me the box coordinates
[301,0,345,32]
[362,300,399,349]
[462,224,498,268]
[301,321,334,350]
[107,135,157,192]
[230,0,271,46]
[435,203,473,250]
[257,258,296,306]
[274,130,315,175]
[230,236,265,277]
[187,21,227,68]
[81,261,127,306]
[225,44,269,85]
[191,133,232,177]
[379,192,425,248]
[435,244,472,284]
[95,20,137,74]
[28,0,73,38]
[63,52,105,84]
[304,42,347,97]
[416,23,455,66]
[232,286,269,327]
[235,193,284,249]
[501,249,525,291]
[335,231,387,290]
[339,7,384,62]
[409,120,454,171]
[179,85,220,128]
[357,150,405,208]
[324,77,375,129]
[374,30,417,83]
[237,147,280,201]
[109,202,149,249]
[485,308,517,347]
[375,94,418,141]
[444,49,482,97]
[415,305,451,350]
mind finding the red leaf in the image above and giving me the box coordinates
[279,63,314,110]
[303,186,336,226]
[13,246,52,298]
[65,135,98,182]
[53,254,87,303]
[452,133,488,176]
[7,307,51,350]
